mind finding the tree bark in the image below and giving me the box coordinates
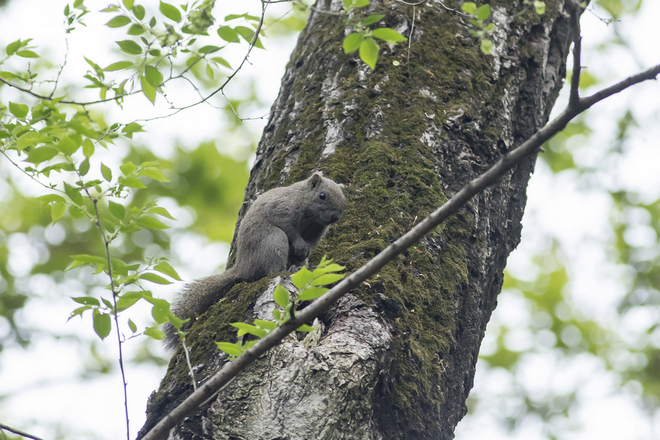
[139,0,577,438]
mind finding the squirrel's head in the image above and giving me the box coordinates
[307,173,346,225]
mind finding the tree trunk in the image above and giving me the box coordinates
[139,0,576,438]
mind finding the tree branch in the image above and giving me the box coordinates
[0,423,44,440]
[141,51,660,440]
[568,2,582,109]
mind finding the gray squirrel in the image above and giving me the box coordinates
[163,173,346,350]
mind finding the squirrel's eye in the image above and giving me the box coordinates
[319,192,326,200]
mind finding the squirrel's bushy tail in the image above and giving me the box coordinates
[163,267,241,351]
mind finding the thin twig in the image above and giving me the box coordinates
[181,338,198,391]
[0,423,44,440]
[568,2,582,108]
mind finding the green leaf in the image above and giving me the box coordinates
[291,266,313,289]
[296,324,316,332]
[69,205,86,220]
[154,261,182,280]
[534,1,546,14]
[133,5,146,20]
[476,4,491,20]
[231,322,267,338]
[128,318,137,332]
[121,176,147,188]
[83,139,95,157]
[79,158,90,176]
[17,50,39,58]
[93,310,112,340]
[371,28,407,43]
[9,102,28,119]
[38,194,66,204]
[140,76,156,104]
[109,201,126,219]
[461,2,477,14]
[254,319,277,330]
[199,45,221,54]
[51,202,66,223]
[151,305,169,324]
[116,39,142,55]
[117,292,143,312]
[26,147,58,164]
[272,308,281,321]
[144,326,165,340]
[101,163,113,181]
[120,161,137,175]
[104,61,133,71]
[122,122,145,137]
[127,24,145,35]
[140,272,173,285]
[64,182,84,206]
[215,341,244,357]
[273,284,290,308]
[480,38,493,54]
[56,135,78,155]
[149,206,175,220]
[144,65,163,87]
[343,33,364,54]
[71,254,108,266]
[136,216,169,230]
[123,0,134,8]
[359,37,379,70]
[159,1,181,22]
[6,39,21,56]
[212,57,232,69]
[296,286,328,301]
[217,26,239,43]
[72,296,100,306]
[106,15,131,27]
[362,14,385,26]
[139,167,168,181]
[312,273,344,286]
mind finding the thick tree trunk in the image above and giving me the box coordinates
[139,1,576,438]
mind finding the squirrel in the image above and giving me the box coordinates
[163,173,346,350]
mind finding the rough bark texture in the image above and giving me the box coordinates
[139,0,577,439]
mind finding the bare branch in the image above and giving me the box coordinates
[0,423,44,440]
[568,2,583,109]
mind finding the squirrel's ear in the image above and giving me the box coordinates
[309,173,322,188]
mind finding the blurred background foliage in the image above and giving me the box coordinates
[0,0,658,439]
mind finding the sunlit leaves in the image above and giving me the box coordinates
[159,1,182,23]
[106,16,131,28]
[116,39,142,55]
[359,37,379,70]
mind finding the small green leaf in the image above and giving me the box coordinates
[139,167,168,181]
[231,322,267,338]
[106,15,131,28]
[371,28,407,43]
[72,296,100,306]
[215,341,244,357]
[121,176,147,188]
[26,147,58,164]
[140,76,156,104]
[83,139,95,157]
[273,285,290,308]
[272,308,281,321]
[117,292,143,312]
[56,135,78,155]
[136,216,169,230]
[17,50,39,58]
[64,182,84,206]
[217,26,239,42]
[133,5,146,20]
[123,0,134,8]
[93,310,112,340]
[476,4,491,20]
[144,326,165,340]
[38,194,66,204]
[140,272,173,285]
[312,273,344,286]
[151,305,169,324]
[69,205,86,220]
[79,158,90,176]
[480,38,493,54]
[359,37,379,70]
[296,286,328,301]
[109,201,126,219]
[254,319,277,330]
[122,122,145,137]
[119,161,137,175]
[116,39,143,55]
[101,163,113,181]
[159,1,181,22]
[9,102,28,119]
[461,2,477,14]
[127,24,145,35]
[149,206,175,220]
[154,261,182,280]
[296,324,316,332]
[6,40,21,56]
[104,61,133,71]
[362,14,385,26]
[291,266,314,289]
[52,202,66,223]
[71,254,108,266]
[343,33,364,54]
[145,65,163,87]
[534,0,546,14]
[212,57,232,69]
[128,318,137,332]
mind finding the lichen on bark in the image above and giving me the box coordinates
[139,1,578,439]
